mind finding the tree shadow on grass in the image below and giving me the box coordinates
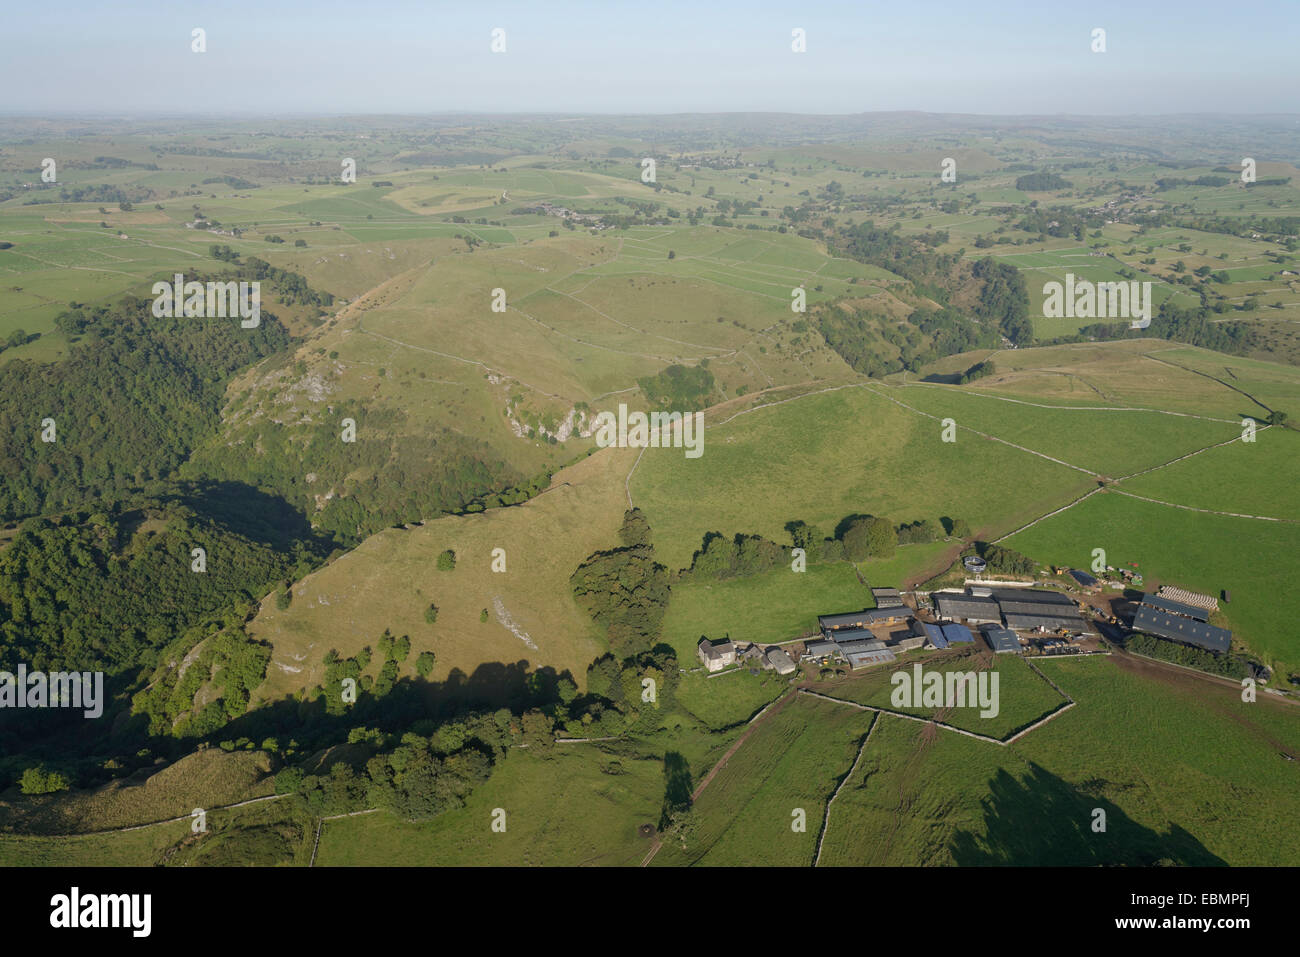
[949,763,1225,866]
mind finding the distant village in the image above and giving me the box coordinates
[698,555,1234,677]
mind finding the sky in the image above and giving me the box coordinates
[2,0,1297,116]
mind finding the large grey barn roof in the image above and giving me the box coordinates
[998,599,1080,617]
[987,588,1075,606]
[933,593,1001,619]
[804,640,840,657]
[819,610,871,630]
[1139,594,1209,622]
[830,628,876,644]
[1132,605,1230,654]
[1004,612,1091,633]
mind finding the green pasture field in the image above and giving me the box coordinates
[674,668,787,731]
[652,693,872,867]
[1121,422,1298,520]
[817,655,1300,866]
[631,384,1094,570]
[891,381,1242,478]
[314,744,666,866]
[807,650,1069,740]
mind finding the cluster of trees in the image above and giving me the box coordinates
[1155,175,1231,190]
[1015,204,1103,240]
[834,220,962,289]
[972,257,1033,345]
[681,513,971,584]
[2,294,290,520]
[1078,300,1252,356]
[202,175,260,190]
[0,503,312,676]
[570,509,670,658]
[636,363,717,412]
[570,647,681,737]
[958,360,996,384]
[22,183,153,206]
[276,722,499,821]
[134,626,276,737]
[974,543,1037,577]
[1015,172,1071,191]
[817,302,998,378]
[1126,634,1250,680]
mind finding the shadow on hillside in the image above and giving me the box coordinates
[160,480,331,553]
[217,659,573,750]
[948,763,1225,866]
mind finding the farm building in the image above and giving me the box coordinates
[940,623,975,644]
[1139,594,1208,622]
[1156,585,1219,613]
[829,627,877,644]
[764,647,797,675]
[1069,569,1099,589]
[837,638,887,656]
[839,643,897,670]
[803,639,841,662]
[981,624,1022,654]
[870,587,905,608]
[1132,605,1231,654]
[987,587,1075,607]
[921,622,948,649]
[857,605,911,625]
[819,605,910,633]
[698,638,736,672]
[932,592,1001,624]
[1003,611,1091,634]
[894,635,926,653]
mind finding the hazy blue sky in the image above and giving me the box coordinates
[3,0,1296,115]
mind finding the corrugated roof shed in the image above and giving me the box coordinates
[940,623,975,644]
[871,587,905,607]
[1139,594,1209,622]
[838,638,887,654]
[1132,605,1230,654]
[830,627,877,644]
[844,648,897,669]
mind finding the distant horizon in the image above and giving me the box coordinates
[3,0,1297,114]
[3,109,1298,120]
